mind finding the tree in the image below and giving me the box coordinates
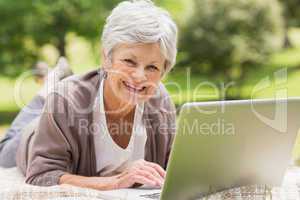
[0,1,37,76]
[279,0,300,27]
[278,0,300,47]
[178,0,284,99]
[26,0,123,56]
[0,0,121,76]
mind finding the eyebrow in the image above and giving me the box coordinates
[127,53,137,60]
[126,53,162,66]
[149,61,159,65]
[129,54,160,63]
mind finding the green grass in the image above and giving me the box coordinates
[0,75,42,117]
[162,47,300,106]
[268,47,300,68]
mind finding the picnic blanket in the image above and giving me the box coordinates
[0,166,300,200]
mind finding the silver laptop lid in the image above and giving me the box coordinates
[161,98,300,200]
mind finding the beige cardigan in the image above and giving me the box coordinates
[16,69,176,186]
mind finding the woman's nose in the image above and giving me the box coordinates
[131,67,147,82]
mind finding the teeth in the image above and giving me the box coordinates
[123,81,144,92]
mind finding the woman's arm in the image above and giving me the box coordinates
[17,92,76,186]
[59,174,117,190]
[59,159,165,190]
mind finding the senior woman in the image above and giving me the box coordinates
[13,0,178,190]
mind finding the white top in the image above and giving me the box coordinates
[93,79,147,176]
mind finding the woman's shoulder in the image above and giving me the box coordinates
[52,69,104,112]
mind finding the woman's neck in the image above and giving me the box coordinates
[103,79,135,120]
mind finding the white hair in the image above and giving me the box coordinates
[101,0,178,74]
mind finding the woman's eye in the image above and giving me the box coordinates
[123,59,136,66]
[147,65,159,71]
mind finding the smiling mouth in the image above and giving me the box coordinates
[122,81,146,93]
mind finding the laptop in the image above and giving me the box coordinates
[100,98,300,200]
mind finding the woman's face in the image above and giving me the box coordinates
[104,42,165,106]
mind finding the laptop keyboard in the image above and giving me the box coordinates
[140,192,161,199]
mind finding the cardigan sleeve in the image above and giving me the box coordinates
[145,82,176,169]
[160,84,177,168]
[23,92,75,186]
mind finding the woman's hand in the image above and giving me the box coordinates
[114,159,166,189]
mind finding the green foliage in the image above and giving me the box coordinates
[0,0,121,76]
[25,0,120,51]
[155,0,190,25]
[179,0,284,83]
[279,0,300,27]
[0,1,37,75]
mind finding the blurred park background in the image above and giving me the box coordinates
[1,0,300,157]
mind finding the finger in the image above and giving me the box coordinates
[136,169,163,187]
[122,171,156,186]
[141,165,164,182]
[132,175,157,187]
[145,161,166,178]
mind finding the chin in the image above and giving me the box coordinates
[121,91,146,106]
